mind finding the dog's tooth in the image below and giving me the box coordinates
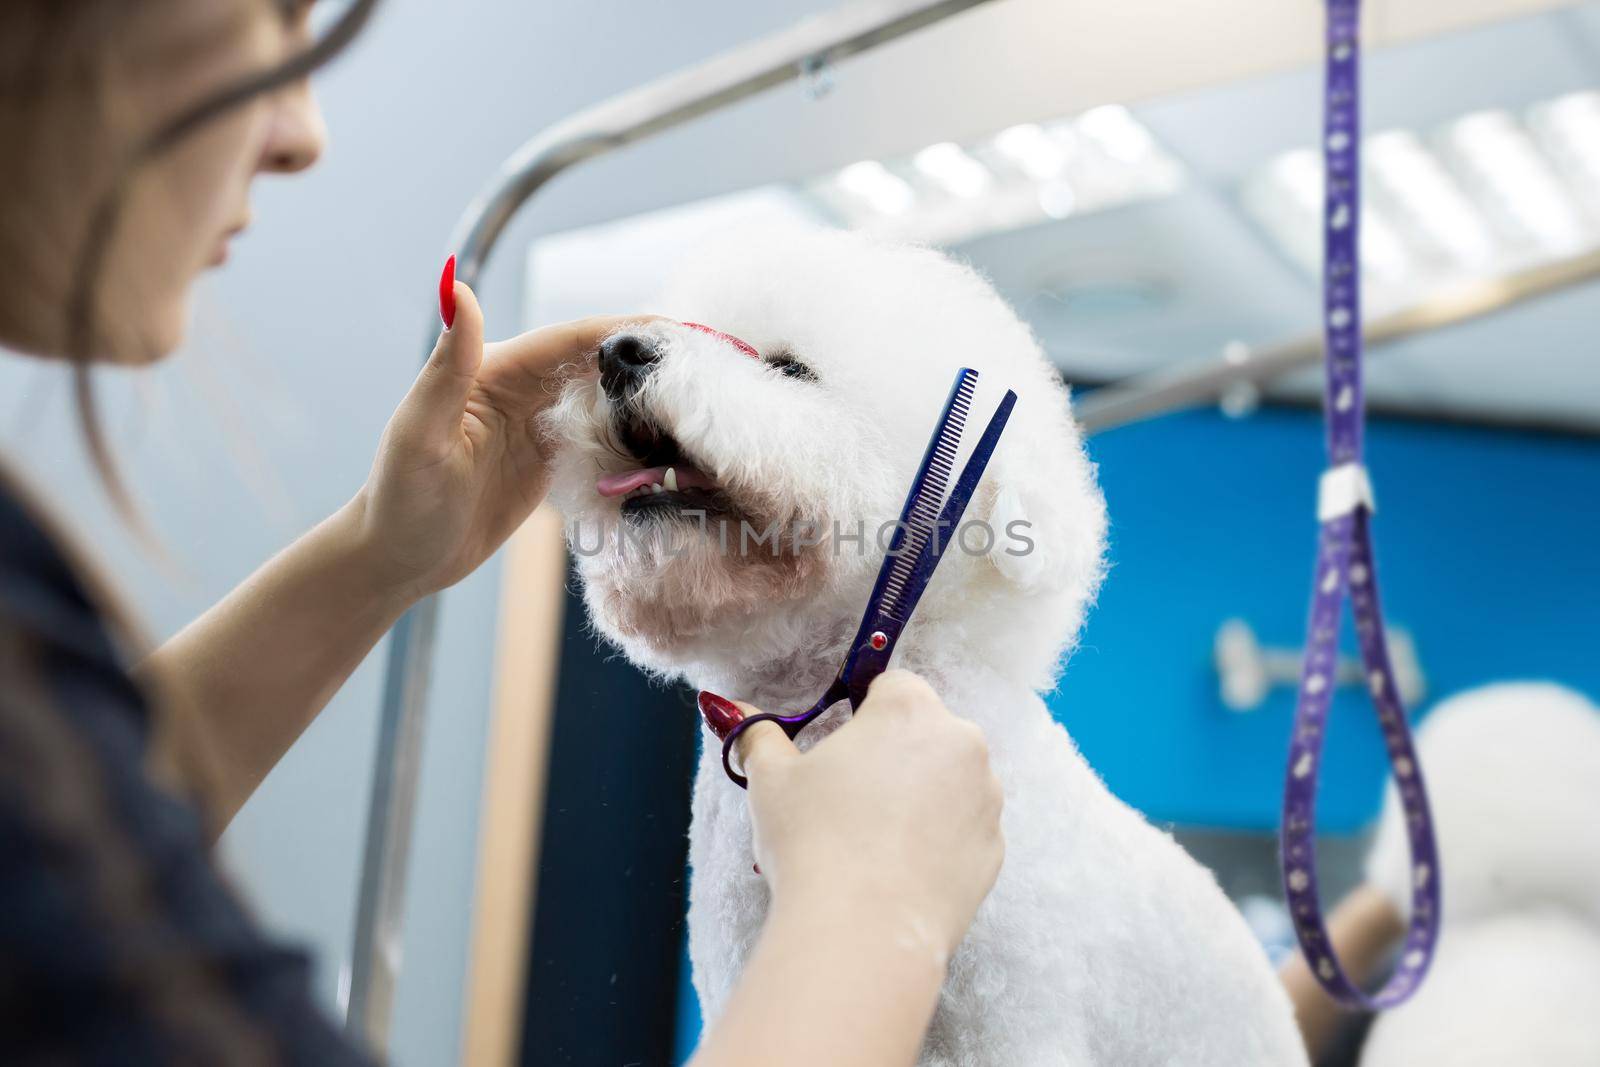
[663,467,678,492]
[651,483,664,494]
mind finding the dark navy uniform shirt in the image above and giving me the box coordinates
[0,478,374,1065]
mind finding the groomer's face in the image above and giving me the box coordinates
[0,0,328,363]
[103,0,328,362]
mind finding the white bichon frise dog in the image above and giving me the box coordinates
[543,225,1307,1065]
[1361,683,1600,1065]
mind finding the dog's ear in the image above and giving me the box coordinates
[980,401,1106,602]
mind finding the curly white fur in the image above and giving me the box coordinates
[544,225,1306,1065]
[1362,683,1600,1065]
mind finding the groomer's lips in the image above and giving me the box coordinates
[209,220,250,268]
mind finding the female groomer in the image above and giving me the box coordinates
[0,2,1005,1064]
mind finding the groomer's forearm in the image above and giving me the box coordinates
[689,897,948,1067]
[1280,884,1405,1060]
[139,497,413,829]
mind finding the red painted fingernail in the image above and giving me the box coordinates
[439,254,457,330]
[752,863,762,875]
[697,690,744,741]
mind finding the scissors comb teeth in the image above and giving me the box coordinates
[878,370,979,622]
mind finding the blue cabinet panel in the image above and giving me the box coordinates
[1052,408,1600,832]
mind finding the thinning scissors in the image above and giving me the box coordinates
[720,367,1017,787]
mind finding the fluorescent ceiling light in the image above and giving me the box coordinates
[1245,90,1600,303]
[1077,105,1156,163]
[1528,90,1600,227]
[836,161,915,215]
[1243,148,1412,282]
[1038,180,1078,219]
[1438,109,1587,255]
[913,142,994,198]
[1367,129,1496,269]
[810,104,1183,246]
[993,123,1072,180]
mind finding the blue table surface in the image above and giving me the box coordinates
[674,408,1600,1061]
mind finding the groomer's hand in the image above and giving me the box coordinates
[713,670,1005,960]
[353,273,658,599]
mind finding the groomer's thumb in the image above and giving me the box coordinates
[403,273,484,444]
[737,720,799,779]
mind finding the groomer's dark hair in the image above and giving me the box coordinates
[0,0,382,781]
[0,4,379,1058]
[64,0,382,518]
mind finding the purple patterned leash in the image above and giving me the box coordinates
[1277,0,1440,1009]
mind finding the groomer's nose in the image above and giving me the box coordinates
[260,82,328,175]
[599,334,662,400]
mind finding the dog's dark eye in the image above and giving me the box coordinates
[765,352,818,383]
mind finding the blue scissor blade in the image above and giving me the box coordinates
[933,389,1017,541]
[876,371,982,624]
[881,388,1017,625]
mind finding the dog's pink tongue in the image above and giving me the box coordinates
[595,464,717,497]
[596,469,660,497]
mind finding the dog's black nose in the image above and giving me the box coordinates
[599,333,661,400]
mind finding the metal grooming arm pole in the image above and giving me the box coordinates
[1076,247,1600,434]
[343,0,997,1049]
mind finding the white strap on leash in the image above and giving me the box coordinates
[1317,462,1376,521]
